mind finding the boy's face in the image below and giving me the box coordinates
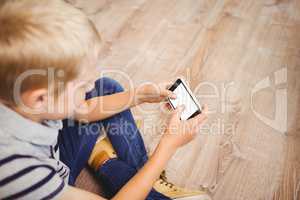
[16,64,98,122]
[15,46,100,122]
[17,78,90,121]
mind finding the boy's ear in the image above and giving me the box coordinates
[21,88,48,110]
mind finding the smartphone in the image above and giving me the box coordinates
[168,78,201,120]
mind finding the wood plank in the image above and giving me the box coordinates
[69,0,300,199]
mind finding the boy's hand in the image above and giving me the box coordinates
[161,105,208,150]
[135,82,176,104]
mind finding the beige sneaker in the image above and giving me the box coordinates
[88,136,117,171]
[154,174,211,200]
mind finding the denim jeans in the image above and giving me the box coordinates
[58,77,171,200]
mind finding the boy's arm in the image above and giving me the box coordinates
[61,106,207,200]
[111,137,177,200]
[60,186,107,200]
[74,83,175,122]
[111,105,207,200]
[74,90,136,123]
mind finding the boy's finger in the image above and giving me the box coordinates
[174,105,185,119]
[161,89,176,99]
[166,102,172,110]
[163,102,173,110]
[160,81,173,90]
[190,105,208,126]
[201,104,208,114]
[165,82,173,89]
[192,113,207,128]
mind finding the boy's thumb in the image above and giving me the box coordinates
[174,105,185,118]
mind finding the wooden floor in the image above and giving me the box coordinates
[70,0,300,199]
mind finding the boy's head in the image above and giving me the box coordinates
[0,0,101,120]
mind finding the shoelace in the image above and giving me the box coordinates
[159,179,178,191]
[158,173,179,191]
[159,172,208,195]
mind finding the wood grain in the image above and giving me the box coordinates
[69,0,300,199]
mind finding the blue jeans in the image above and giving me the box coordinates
[58,77,171,200]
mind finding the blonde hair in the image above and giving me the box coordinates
[0,0,101,103]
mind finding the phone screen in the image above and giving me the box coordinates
[169,80,201,120]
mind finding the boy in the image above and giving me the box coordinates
[0,0,210,199]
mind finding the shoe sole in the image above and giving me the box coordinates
[174,194,212,200]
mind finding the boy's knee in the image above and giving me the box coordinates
[95,77,124,95]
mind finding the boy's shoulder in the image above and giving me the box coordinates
[0,120,67,200]
[0,126,58,174]
[0,103,60,147]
